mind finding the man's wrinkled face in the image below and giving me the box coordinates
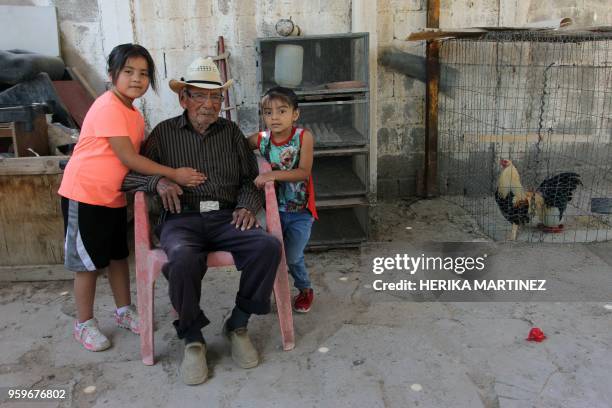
[180,86,223,130]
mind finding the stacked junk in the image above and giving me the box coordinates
[0,44,94,277]
[0,49,92,159]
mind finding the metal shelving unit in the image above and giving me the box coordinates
[256,33,370,248]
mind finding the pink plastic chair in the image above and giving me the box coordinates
[134,159,295,365]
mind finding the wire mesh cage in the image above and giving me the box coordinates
[438,31,612,242]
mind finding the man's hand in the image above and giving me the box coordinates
[231,208,259,231]
[254,173,275,189]
[156,177,183,213]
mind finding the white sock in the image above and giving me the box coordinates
[116,305,131,316]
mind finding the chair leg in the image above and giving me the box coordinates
[273,255,295,351]
[137,274,155,365]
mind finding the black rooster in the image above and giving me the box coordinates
[533,172,582,227]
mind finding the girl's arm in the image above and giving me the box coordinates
[254,130,314,188]
[108,136,206,187]
[247,132,260,150]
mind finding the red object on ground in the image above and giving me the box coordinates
[527,327,547,342]
[135,158,295,365]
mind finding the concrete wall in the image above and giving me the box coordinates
[2,0,610,199]
[130,0,353,132]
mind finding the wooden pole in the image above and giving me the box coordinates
[217,36,232,121]
[424,0,440,197]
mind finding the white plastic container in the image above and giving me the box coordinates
[274,44,304,88]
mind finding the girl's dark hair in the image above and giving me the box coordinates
[261,86,298,110]
[107,43,157,91]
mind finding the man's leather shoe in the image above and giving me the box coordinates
[223,321,259,369]
[181,342,208,385]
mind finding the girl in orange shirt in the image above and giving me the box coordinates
[59,44,205,351]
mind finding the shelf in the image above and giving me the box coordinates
[258,33,371,248]
[297,87,368,97]
[309,206,368,248]
[314,146,369,157]
[260,84,368,100]
[316,196,369,209]
[313,155,367,198]
[257,34,369,91]
[298,100,368,148]
[308,125,366,148]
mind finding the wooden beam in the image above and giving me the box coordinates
[0,156,66,175]
[423,0,441,198]
[427,0,440,28]
[0,264,72,282]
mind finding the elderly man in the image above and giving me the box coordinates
[123,57,281,385]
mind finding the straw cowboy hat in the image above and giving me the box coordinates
[169,57,233,93]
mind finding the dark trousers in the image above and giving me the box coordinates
[158,209,282,339]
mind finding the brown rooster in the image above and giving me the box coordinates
[495,159,533,240]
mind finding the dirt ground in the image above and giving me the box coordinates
[1,198,611,408]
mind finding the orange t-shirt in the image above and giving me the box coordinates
[58,91,145,208]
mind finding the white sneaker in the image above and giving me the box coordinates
[73,318,111,352]
[114,305,140,334]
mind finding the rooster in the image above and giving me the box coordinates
[495,159,533,240]
[495,159,582,238]
[531,172,582,231]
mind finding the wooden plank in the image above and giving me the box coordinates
[424,40,440,198]
[0,156,67,175]
[406,29,486,41]
[422,0,441,198]
[52,80,96,128]
[13,113,50,157]
[427,0,440,28]
[0,264,71,282]
[0,172,65,266]
[66,66,99,99]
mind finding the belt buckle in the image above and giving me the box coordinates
[199,201,220,212]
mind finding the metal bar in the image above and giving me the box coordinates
[297,99,368,107]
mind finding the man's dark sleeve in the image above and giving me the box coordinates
[121,127,164,193]
[234,124,264,213]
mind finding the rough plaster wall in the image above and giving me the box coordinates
[131,0,352,131]
[376,0,427,198]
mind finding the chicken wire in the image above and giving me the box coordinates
[438,31,612,242]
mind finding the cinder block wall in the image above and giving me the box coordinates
[4,0,610,199]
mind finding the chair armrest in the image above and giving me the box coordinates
[257,155,272,175]
[257,157,284,241]
[134,191,154,252]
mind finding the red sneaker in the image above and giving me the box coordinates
[293,289,314,313]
